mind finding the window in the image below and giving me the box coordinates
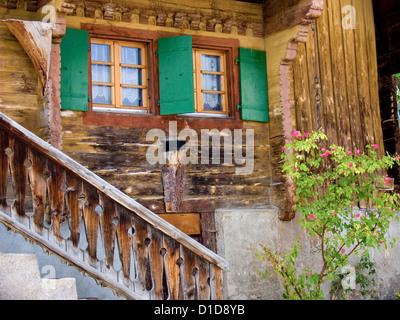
[60,28,269,123]
[90,39,148,113]
[193,49,228,115]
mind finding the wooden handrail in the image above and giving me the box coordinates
[0,112,228,300]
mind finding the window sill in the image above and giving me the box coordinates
[92,107,148,114]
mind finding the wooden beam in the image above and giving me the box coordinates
[2,19,52,93]
[158,213,200,236]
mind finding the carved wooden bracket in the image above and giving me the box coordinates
[161,149,186,213]
[2,19,52,93]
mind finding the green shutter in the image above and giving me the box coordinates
[238,48,269,122]
[158,35,195,115]
[60,28,89,111]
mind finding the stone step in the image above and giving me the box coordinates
[0,253,77,300]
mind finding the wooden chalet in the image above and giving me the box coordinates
[0,0,399,299]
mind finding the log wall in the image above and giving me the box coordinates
[0,8,46,139]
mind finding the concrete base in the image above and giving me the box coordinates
[215,207,400,300]
[0,253,78,300]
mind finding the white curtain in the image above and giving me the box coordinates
[91,43,111,105]
[202,54,222,111]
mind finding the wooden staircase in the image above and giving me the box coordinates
[0,113,228,300]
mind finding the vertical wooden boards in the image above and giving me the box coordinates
[316,2,338,144]
[363,0,384,157]
[327,0,351,149]
[292,0,383,153]
[340,0,364,151]
[292,41,313,134]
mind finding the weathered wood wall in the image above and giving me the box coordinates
[0,8,46,138]
[292,0,383,156]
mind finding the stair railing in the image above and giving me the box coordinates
[0,113,228,300]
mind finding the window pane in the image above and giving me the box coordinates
[203,74,221,91]
[92,64,111,83]
[91,44,110,62]
[122,87,143,107]
[92,85,112,105]
[121,67,142,85]
[202,54,220,72]
[203,93,222,111]
[121,46,141,65]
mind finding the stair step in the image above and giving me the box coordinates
[0,253,78,300]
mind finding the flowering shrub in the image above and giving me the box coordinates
[258,129,400,300]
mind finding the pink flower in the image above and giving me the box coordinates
[321,148,326,152]
[356,150,361,155]
[349,162,354,168]
[332,211,336,215]
[293,167,297,171]
[332,148,335,151]
[309,272,312,276]
[291,131,300,138]
[320,151,331,158]
[342,249,346,254]
[352,183,356,187]
[281,146,286,150]
[305,132,309,138]
[373,144,378,150]
[322,129,325,133]
[386,177,391,182]
[356,213,361,218]
[309,214,315,220]
[381,239,385,243]
[347,151,352,156]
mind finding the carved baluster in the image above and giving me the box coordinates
[210,265,224,300]
[0,129,9,213]
[163,235,180,300]
[82,182,100,266]
[196,256,211,300]
[100,193,117,269]
[132,216,152,294]
[28,148,48,234]
[116,205,134,285]
[148,228,164,300]
[8,137,28,224]
[65,171,83,251]
[180,245,197,300]
[47,160,65,244]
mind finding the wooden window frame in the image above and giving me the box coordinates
[193,48,229,116]
[90,38,149,112]
[82,24,242,130]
